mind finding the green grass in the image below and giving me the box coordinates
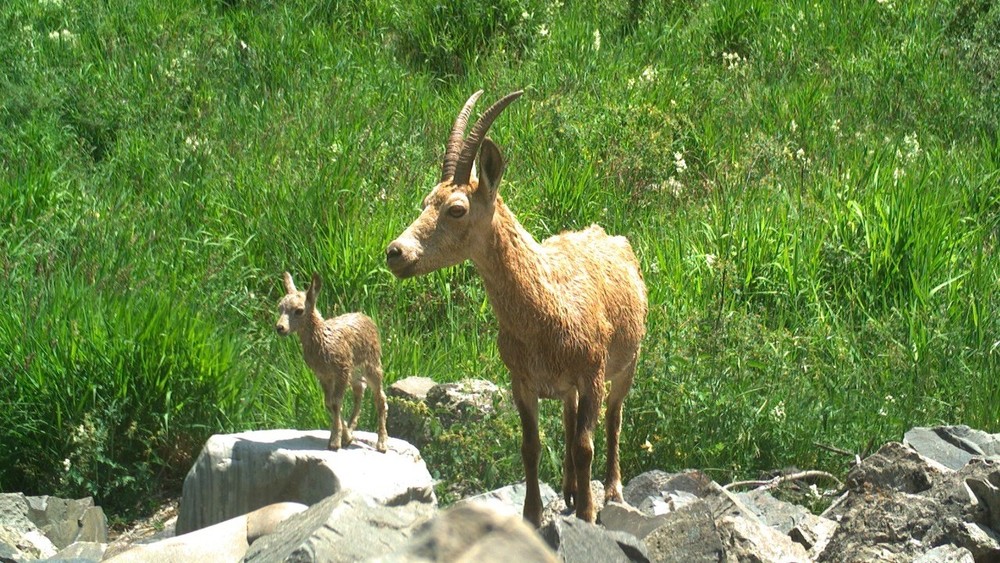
[2,0,998,518]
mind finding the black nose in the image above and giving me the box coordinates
[386,243,402,261]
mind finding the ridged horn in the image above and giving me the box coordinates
[452,90,524,187]
[440,90,484,183]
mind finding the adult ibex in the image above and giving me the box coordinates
[386,91,647,525]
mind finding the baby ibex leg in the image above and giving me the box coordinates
[368,368,389,453]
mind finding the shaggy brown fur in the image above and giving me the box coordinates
[386,91,647,525]
[275,272,388,453]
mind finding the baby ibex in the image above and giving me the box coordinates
[275,272,388,453]
[386,91,647,525]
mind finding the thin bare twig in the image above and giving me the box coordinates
[813,441,855,457]
[724,470,844,493]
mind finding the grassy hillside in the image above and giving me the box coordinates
[2,0,997,518]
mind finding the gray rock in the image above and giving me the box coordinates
[426,379,503,426]
[638,490,700,516]
[0,538,18,561]
[388,377,437,402]
[845,442,939,494]
[966,473,1000,531]
[960,521,1000,561]
[456,481,559,518]
[912,544,975,563]
[814,489,942,562]
[703,484,765,525]
[244,491,435,563]
[0,523,57,560]
[105,502,305,563]
[623,470,717,510]
[788,515,838,558]
[642,500,724,563]
[26,496,107,549]
[542,480,605,526]
[386,397,434,449]
[377,503,558,563]
[176,429,435,534]
[715,512,810,563]
[540,515,649,563]
[46,540,106,561]
[735,489,814,534]
[600,502,674,540]
[905,426,1000,471]
[0,494,35,536]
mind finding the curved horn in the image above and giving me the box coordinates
[441,90,484,182]
[452,90,523,186]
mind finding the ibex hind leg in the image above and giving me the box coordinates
[365,363,389,453]
[604,357,637,504]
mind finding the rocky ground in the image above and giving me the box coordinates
[4,377,1000,562]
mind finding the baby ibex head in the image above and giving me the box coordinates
[275,271,322,336]
[386,90,523,278]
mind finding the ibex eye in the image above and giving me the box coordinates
[295,308,305,316]
[447,205,467,218]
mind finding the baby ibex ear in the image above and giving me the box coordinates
[283,271,296,294]
[307,272,322,305]
[477,138,506,201]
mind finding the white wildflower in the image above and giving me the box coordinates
[705,253,717,268]
[830,119,841,134]
[664,176,683,197]
[722,51,743,70]
[902,132,921,160]
[593,29,601,51]
[640,65,657,83]
[538,24,549,37]
[790,119,798,133]
[796,147,806,160]
[62,458,71,472]
[893,167,905,182]
[673,151,687,174]
[330,142,342,155]
[770,401,786,422]
[378,188,388,201]
[521,10,531,19]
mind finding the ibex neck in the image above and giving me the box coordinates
[470,199,555,333]
[300,312,326,349]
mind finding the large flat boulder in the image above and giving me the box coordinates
[455,481,559,518]
[905,426,1000,471]
[379,503,558,563]
[176,429,435,534]
[244,491,436,563]
[105,502,305,563]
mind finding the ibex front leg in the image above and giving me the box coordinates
[513,382,543,527]
[325,378,348,450]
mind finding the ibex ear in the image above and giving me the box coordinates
[307,272,322,304]
[283,271,296,294]
[476,138,505,201]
